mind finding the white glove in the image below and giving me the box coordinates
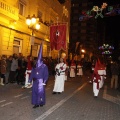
[42,83,46,85]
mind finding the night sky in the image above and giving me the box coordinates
[105,15,120,60]
[93,0,120,40]
[94,0,120,60]
[106,16,120,44]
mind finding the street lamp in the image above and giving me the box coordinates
[81,49,85,53]
[26,14,40,55]
[81,49,85,59]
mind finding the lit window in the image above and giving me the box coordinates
[37,10,43,23]
[37,10,42,18]
[32,44,38,57]
[19,0,26,16]
[13,38,22,54]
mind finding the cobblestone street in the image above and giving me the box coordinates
[0,71,120,120]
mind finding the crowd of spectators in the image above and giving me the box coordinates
[0,53,58,86]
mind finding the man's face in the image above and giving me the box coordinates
[60,58,63,62]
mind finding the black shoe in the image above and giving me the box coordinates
[17,82,19,85]
[21,83,24,85]
[33,105,39,108]
[94,96,97,98]
[40,104,43,107]
[58,92,61,94]
[52,92,57,94]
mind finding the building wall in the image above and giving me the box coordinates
[0,0,70,58]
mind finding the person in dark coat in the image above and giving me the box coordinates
[28,43,49,108]
[110,61,119,89]
[5,56,12,84]
[0,55,7,85]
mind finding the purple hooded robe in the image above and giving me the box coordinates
[28,64,49,105]
[28,43,49,105]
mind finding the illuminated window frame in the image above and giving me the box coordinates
[13,38,22,54]
[19,0,26,16]
[32,44,39,57]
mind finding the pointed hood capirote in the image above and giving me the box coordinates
[97,58,101,65]
[36,43,43,68]
[94,61,99,74]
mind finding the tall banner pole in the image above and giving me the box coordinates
[56,17,60,63]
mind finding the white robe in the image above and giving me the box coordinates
[98,69,106,88]
[25,70,31,86]
[93,83,100,97]
[65,65,69,81]
[22,70,32,88]
[70,65,76,77]
[93,77,101,97]
[53,63,66,92]
[76,65,83,76]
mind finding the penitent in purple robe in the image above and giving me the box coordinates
[28,64,49,105]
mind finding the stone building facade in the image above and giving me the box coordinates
[0,0,70,59]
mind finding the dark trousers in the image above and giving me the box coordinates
[16,68,25,84]
[9,71,16,83]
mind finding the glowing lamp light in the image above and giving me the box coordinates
[36,23,40,30]
[31,14,36,24]
[26,14,40,31]
[26,15,31,25]
[81,49,85,53]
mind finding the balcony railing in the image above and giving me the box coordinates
[0,0,19,20]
